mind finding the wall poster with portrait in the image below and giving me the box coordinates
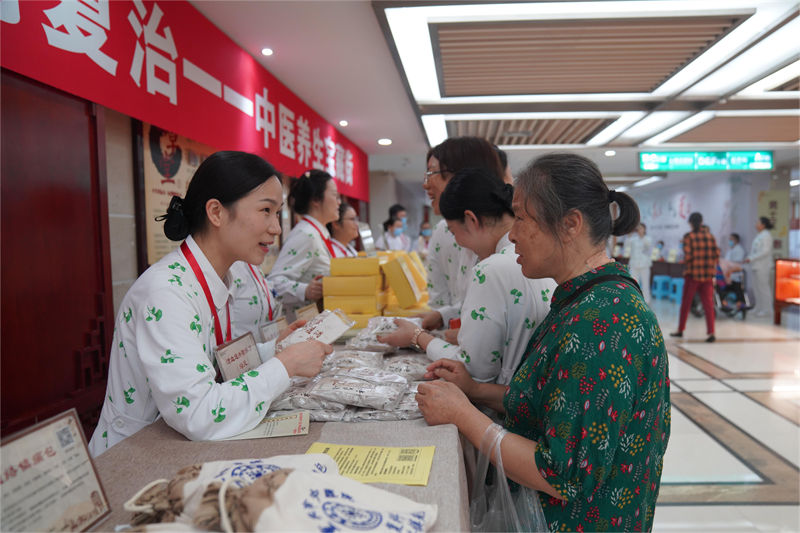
[135,122,282,275]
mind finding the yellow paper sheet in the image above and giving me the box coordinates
[305,442,435,486]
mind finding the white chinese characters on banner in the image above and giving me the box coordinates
[128,1,178,105]
[279,103,295,159]
[42,0,118,76]
[296,116,311,167]
[255,87,277,149]
[312,128,325,170]
[324,136,336,177]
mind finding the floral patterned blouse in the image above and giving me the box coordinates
[504,262,670,532]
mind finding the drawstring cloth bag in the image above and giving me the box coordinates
[123,454,437,532]
[469,423,548,532]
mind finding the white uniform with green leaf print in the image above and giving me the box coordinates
[426,219,478,325]
[229,261,276,338]
[88,236,291,457]
[267,216,331,321]
[425,233,557,385]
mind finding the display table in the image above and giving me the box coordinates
[91,417,469,532]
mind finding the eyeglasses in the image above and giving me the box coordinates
[424,169,443,184]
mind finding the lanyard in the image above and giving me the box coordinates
[302,217,335,258]
[247,264,273,321]
[330,239,349,257]
[180,242,231,346]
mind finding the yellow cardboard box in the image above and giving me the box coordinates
[381,255,422,308]
[324,292,387,314]
[323,275,383,296]
[330,257,381,277]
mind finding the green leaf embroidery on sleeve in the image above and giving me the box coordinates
[444,274,450,281]
[168,274,183,286]
[246,370,259,377]
[118,340,127,357]
[256,401,265,412]
[434,244,440,253]
[212,400,226,423]
[460,265,467,274]
[102,430,108,448]
[196,363,209,373]
[442,343,451,349]
[289,248,297,256]
[470,307,487,321]
[173,396,190,414]
[108,394,113,403]
[459,350,471,363]
[248,295,258,306]
[230,375,249,392]
[491,350,501,363]
[510,288,522,304]
[541,288,551,302]
[145,306,163,321]
[234,278,243,288]
[168,262,186,272]
[124,384,136,404]
[161,349,182,363]
[189,315,202,335]
[306,251,313,259]
[123,308,133,323]
[475,270,486,284]
[524,318,535,329]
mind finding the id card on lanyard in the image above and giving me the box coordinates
[215,331,262,381]
[303,217,335,257]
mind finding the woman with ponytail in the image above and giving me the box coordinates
[267,169,340,320]
[413,154,670,532]
[89,152,331,457]
[379,168,555,385]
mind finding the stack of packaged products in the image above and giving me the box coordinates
[267,317,429,422]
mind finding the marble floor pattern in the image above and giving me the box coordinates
[649,299,800,532]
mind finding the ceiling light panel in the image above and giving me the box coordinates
[614,111,692,142]
[737,59,800,95]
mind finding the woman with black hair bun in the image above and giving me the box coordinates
[378,168,555,385]
[326,202,359,257]
[413,153,670,532]
[745,216,775,316]
[88,152,332,457]
[267,169,341,320]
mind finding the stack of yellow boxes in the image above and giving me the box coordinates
[382,251,430,317]
[323,257,387,329]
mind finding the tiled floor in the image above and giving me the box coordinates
[650,298,800,532]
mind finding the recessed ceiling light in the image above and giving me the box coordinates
[261,48,274,56]
[339,120,348,127]
[377,138,393,146]
[605,150,616,157]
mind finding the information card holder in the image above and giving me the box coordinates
[0,409,111,532]
[260,316,289,343]
[215,332,261,382]
[296,302,320,322]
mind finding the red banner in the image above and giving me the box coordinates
[0,0,369,201]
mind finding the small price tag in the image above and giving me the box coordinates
[214,332,261,381]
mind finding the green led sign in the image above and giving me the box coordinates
[640,151,773,171]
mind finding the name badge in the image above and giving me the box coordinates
[260,316,289,343]
[296,302,320,322]
[214,332,261,381]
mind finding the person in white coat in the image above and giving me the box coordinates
[418,137,506,330]
[745,217,774,316]
[267,170,341,321]
[326,203,359,257]
[378,168,556,385]
[89,152,331,456]
[625,223,653,303]
[375,217,411,251]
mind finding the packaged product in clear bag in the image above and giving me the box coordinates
[276,309,354,351]
[470,423,549,532]
[346,316,423,352]
[321,349,384,372]
[306,375,407,411]
[269,377,311,411]
[383,353,429,380]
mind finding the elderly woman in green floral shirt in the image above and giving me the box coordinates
[417,153,670,532]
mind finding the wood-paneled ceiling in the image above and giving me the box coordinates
[433,16,745,96]
[446,118,614,145]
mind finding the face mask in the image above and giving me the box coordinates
[421,228,432,237]
[393,227,403,237]
[728,240,735,247]
[656,243,663,249]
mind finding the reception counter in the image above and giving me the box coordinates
[92,417,469,531]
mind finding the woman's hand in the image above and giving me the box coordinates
[376,319,417,347]
[424,359,477,398]
[304,277,323,301]
[275,340,332,377]
[416,380,472,426]
[416,310,443,330]
[276,319,306,343]
[443,327,459,345]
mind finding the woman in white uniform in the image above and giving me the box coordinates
[625,222,653,303]
[327,203,359,257]
[419,137,506,330]
[745,216,774,316]
[379,168,556,385]
[267,170,340,320]
[89,152,331,456]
